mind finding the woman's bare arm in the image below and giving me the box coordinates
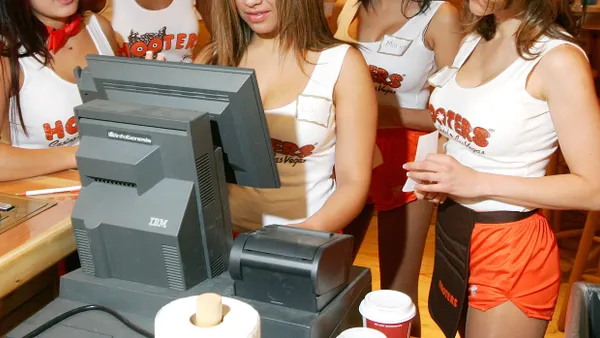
[378,3,462,130]
[408,45,600,211]
[296,48,378,232]
[0,58,77,182]
[476,45,600,210]
[94,13,119,54]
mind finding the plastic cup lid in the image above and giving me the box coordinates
[359,290,416,324]
[337,327,387,338]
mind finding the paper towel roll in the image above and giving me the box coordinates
[155,295,261,338]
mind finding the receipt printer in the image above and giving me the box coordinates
[229,225,354,312]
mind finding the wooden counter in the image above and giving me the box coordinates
[0,170,79,298]
[0,170,80,299]
[0,170,81,335]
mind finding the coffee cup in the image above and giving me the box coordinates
[337,327,387,338]
[359,290,416,338]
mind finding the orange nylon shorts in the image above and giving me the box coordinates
[467,212,560,321]
[367,128,426,211]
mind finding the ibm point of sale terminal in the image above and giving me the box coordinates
[8,56,371,338]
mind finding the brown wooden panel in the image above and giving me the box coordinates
[0,170,80,298]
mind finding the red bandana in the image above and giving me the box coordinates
[46,13,83,54]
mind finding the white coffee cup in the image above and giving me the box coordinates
[359,290,416,338]
[337,327,387,338]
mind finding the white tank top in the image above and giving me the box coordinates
[100,0,200,63]
[228,44,351,232]
[9,15,113,149]
[428,33,586,212]
[335,1,444,109]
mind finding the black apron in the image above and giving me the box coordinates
[428,199,538,338]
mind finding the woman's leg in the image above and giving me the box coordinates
[465,302,549,338]
[458,310,467,338]
[343,203,376,260]
[378,199,433,337]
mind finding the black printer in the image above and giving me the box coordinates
[229,225,354,312]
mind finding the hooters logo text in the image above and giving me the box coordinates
[430,104,491,153]
[369,65,403,95]
[271,139,315,167]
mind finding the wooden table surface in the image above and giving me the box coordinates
[0,170,80,299]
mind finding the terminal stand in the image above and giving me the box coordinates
[8,57,373,338]
[8,267,370,338]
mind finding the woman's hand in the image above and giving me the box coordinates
[416,189,448,204]
[406,181,447,204]
[391,179,447,204]
[404,153,486,199]
[145,51,166,61]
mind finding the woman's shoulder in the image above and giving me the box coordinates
[308,43,364,80]
[520,32,586,71]
[319,42,356,62]
[535,37,587,68]
[534,33,582,51]
[525,34,589,95]
[324,42,353,52]
[82,11,119,51]
[429,1,460,26]
[82,11,111,31]
[334,43,365,68]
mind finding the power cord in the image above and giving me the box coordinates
[22,304,154,338]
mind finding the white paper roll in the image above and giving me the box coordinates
[155,296,261,338]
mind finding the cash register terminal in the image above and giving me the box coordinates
[8,55,371,338]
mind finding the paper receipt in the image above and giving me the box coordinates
[402,130,439,192]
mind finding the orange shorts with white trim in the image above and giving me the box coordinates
[467,212,560,321]
[367,128,426,211]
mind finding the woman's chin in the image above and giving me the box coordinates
[247,23,277,38]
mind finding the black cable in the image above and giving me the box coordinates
[22,304,154,338]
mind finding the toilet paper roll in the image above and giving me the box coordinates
[155,295,261,338]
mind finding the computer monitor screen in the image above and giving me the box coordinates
[76,55,279,189]
[71,56,279,291]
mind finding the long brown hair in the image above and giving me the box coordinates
[1,0,55,136]
[462,0,578,59]
[203,0,350,67]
